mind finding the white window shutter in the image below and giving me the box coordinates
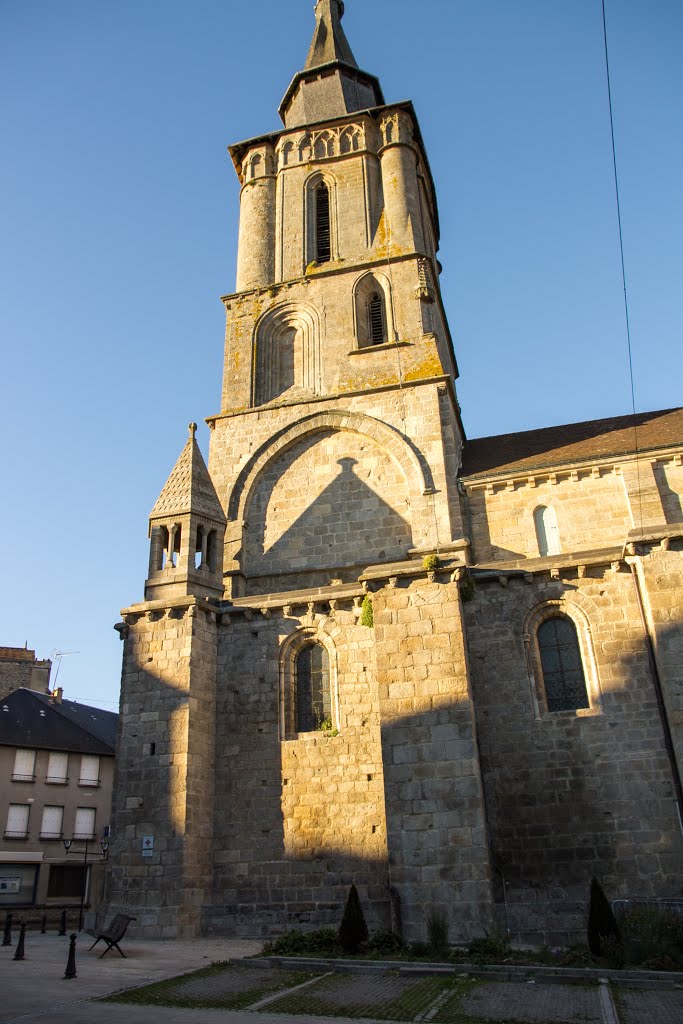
[47,751,69,783]
[41,805,64,837]
[6,804,30,836]
[79,755,100,786]
[12,749,36,781]
[74,807,96,839]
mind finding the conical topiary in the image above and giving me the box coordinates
[339,884,369,954]
[587,877,621,956]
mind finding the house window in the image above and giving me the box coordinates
[47,865,87,900]
[12,749,35,783]
[537,615,590,712]
[534,505,560,556]
[315,182,331,263]
[368,293,386,345]
[73,807,96,840]
[296,644,331,732]
[40,805,64,840]
[79,755,100,787]
[46,751,69,784]
[5,804,30,839]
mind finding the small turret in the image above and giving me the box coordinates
[145,423,226,601]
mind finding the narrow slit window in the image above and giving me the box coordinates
[315,183,331,263]
[368,293,386,344]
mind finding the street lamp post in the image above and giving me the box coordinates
[62,834,109,931]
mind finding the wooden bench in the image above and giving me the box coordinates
[87,913,136,958]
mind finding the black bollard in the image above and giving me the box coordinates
[2,913,12,946]
[64,933,77,979]
[58,909,67,936]
[41,914,47,934]
[13,922,26,961]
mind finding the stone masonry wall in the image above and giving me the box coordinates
[107,600,217,938]
[465,567,683,946]
[205,604,391,937]
[373,576,494,943]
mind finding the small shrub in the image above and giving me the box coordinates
[360,594,374,628]
[427,907,449,957]
[460,576,475,602]
[262,928,342,957]
[364,929,407,957]
[587,878,621,957]
[409,940,430,957]
[559,943,595,968]
[467,928,511,965]
[422,554,440,572]
[339,884,369,954]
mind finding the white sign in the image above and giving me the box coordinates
[0,878,21,893]
[142,836,154,858]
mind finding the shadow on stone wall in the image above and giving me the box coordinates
[246,448,413,575]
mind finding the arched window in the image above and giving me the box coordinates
[296,644,331,732]
[315,182,331,263]
[537,616,589,712]
[367,293,386,345]
[534,505,560,557]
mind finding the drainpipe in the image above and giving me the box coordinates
[628,560,683,835]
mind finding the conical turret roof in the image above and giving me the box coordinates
[279,0,384,127]
[150,423,226,524]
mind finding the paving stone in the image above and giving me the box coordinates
[438,979,603,1023]
[615,986,683,1024]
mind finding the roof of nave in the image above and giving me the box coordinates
[0,688,117,755]
[461,407,683,479]
[150,423,226,524]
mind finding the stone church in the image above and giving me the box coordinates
[107,0,683,945]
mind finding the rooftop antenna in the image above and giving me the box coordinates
[51,649,79,689]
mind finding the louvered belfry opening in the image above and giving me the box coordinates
[368,292,386,344]
[315,182,331,263]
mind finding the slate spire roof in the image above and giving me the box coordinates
[150,423,226,524]
[279,0,384,127]
[304,0,358,71]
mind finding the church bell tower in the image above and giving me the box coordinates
[109,0,493,942]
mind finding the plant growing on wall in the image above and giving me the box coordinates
[339,883,369,954]
[587,877,621,956]
[360,594,374,627]
[422,554,440,572]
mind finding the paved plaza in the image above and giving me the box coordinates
[1,931,682,1024]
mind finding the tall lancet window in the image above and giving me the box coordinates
[315,182,331,263]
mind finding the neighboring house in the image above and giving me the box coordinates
[0,688,116,911]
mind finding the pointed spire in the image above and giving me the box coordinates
[304,0,358,72]
[150,423,225,524]
[279,0,384,128]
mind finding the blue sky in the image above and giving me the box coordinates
[1,0,681,711]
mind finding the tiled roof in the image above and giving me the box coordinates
[461,408,683,479]
[0,689,117,755]
[150,425,226,523]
